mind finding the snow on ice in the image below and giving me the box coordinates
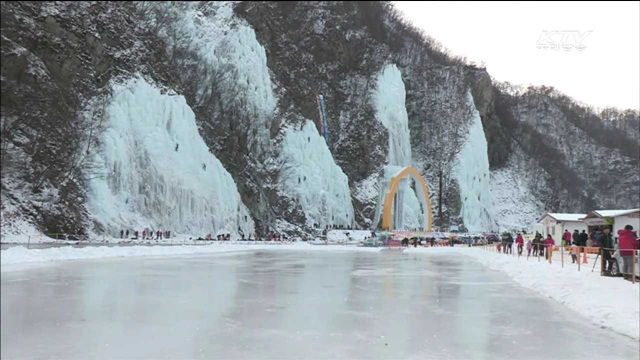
[279,121,354,228]
[0,243,381,268]
[453,92,497,232]
[87,78,254,238]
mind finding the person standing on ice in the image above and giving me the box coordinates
[587,231,594,247]
[618,225,638,280]
[126,230,129,238]
[515,233,524,255]
[571,230,580,263]
[120,229,124,239]
[600,227,614,274]
[579,230,588,247]
[532,234,541,256]
[563,229,572,246]
[506,233,514,254]
[544,234,554,259]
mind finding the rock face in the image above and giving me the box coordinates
[2,1,638,237]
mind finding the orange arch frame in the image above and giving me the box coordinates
[382,167,432,231]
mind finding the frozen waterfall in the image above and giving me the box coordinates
[372,64,423,230]
[279,121,354,228]
[87,78,254,237]
[453,91,496,232]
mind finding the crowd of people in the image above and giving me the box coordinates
[119,229,171,240]
[495,225,638,281]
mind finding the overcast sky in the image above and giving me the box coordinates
[393,1,639,110]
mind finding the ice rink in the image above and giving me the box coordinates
[2,250,638,359]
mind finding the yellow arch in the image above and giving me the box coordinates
[382,167,432,231]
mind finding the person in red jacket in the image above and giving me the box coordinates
[544,235,555,259]
[618,225,638,279]
[515,234,524,255]
[562,229,572,246]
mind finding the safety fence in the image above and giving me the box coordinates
[480,243,639,284]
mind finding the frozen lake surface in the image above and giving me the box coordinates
[2,250,638,359]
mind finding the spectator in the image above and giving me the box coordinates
[618,225,638,280]
[120,229,124,239]
[571,231,582,263]
[506,233,514,254]
[579,230,588,247]
[532,235,541,256]
[587,231,594,247]
[543,234,555,259]
[526,238,532,257]
[126,230,129,238]
[600,228,614,275]
[572,230,579,247]
[594,230,602,247]
[516,234,524,255]
[562,229,572,246]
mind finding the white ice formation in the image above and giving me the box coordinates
[372,64,424,230]
[159,2,276,155]
[453,91,496,232]
[87,78,254,237]
[279,121,354,228]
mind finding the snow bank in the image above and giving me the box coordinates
[372,64,423,229]
[279,121,354,227]
[453,92,496,232]
[461,247,640,340]
[87,78,253,238]
[326,230,372,243]
[0,243,381,269]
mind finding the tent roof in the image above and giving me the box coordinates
[590,209,640,218]
[541,213,586,222]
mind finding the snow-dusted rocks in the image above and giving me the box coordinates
[87,78,254,238]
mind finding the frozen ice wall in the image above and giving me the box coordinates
[87,78,254,237]
[453,91,496,232]
[157,2,276,155]
[279,121,354,228]
[372,65,412,167]
[372,64,423,229]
